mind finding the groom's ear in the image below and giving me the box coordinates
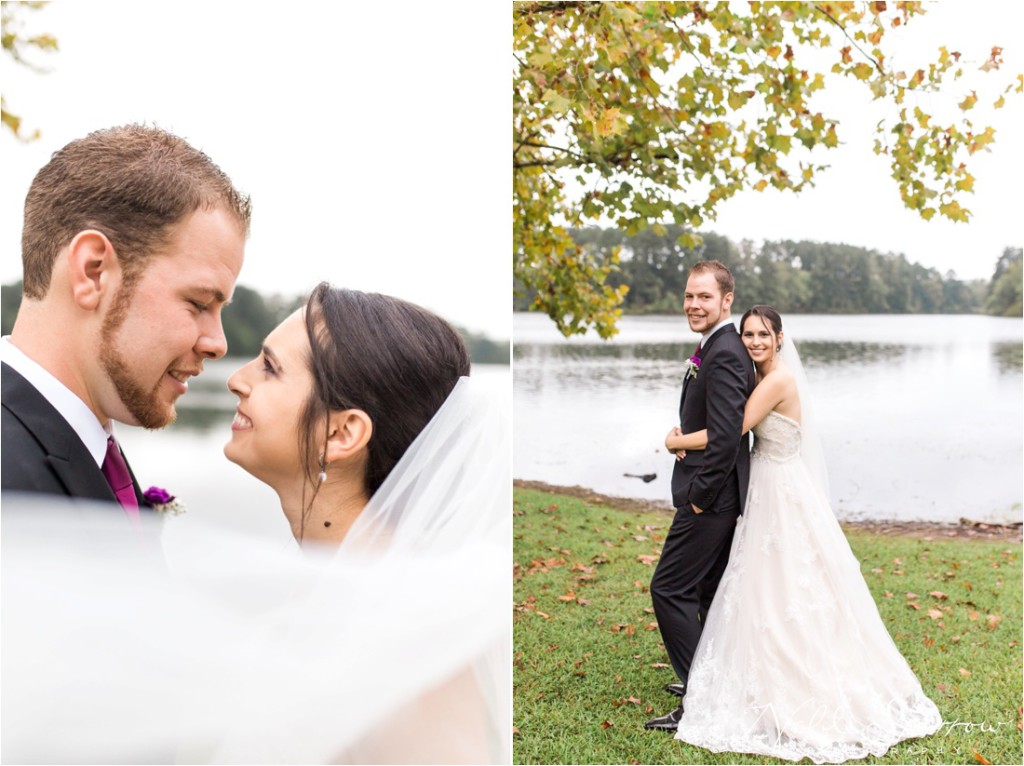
[323,409,373,463]
[67,230,119,311]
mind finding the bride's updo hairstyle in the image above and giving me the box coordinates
[299,283,470,495]
[740,304,784,349]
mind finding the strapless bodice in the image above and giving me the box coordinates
[751,411,801,462]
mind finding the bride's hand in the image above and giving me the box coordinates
[665,426,683,453]
[676,449,686,462]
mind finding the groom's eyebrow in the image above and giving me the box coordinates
[192,287,230,305]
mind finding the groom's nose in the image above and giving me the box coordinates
[195,313,228,359]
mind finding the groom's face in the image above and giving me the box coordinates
[97,207,245,428]
[684,272,732,334]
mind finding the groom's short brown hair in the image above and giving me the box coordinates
[689,259,734,296]
[20,124,252,299]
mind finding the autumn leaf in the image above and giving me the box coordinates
[986,614,1003,630]
[906,592,919,599]
[959,667,972,677]
[600,719,614,730]
[907,602,921,611]
[650,663,671,669]
[929,591,948,600]
[927,609,943,620]
[968,610,979,621]
[959,91,978,111]
[973,751,991,764]
[636,554,659,566]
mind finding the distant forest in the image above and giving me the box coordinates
[514,227,1023,318]
[0,284,510,365]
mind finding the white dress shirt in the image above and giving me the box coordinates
[701,316,735,347]
[1,336,111,467]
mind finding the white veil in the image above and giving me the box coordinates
[779,337,831,504]
[2,375,510,764]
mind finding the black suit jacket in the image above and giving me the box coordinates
[1,362,144,506]
[670,324,756,513]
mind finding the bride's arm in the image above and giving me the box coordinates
[665,371,794,453]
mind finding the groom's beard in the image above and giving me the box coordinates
[99,284,177,430]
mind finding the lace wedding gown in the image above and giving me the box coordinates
[675,411,942,764]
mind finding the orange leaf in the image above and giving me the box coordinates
[907,602,921,610]
[601,719,614,729]
[959,667,972,677]
[906,592,919,599]
[929,590,948,600]
[986,614,1004,630]
[636,554,659,566]
[558,590,577,602]
[974,750,991,764]
[650,663,671,669]
[927,609,943,620]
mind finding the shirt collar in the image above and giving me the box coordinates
[1,336,112,467]
[701,317,734,344]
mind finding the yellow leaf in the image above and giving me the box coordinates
[959,91,978,111]
[754,179,768,192]
[955,174,975,192]
[852,63,873,81]
[596,107,625,137]
[994,95,1006,109]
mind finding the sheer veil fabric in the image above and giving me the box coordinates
[2,376,510,764]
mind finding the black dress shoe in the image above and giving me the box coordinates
[664,683,686,697]
[643,703,684,731]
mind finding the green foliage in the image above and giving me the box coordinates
[514,226,992,315]
[985,247,1023,317]
[513,487,1023,765]
[1,280,23,335]
[1,1,57,140]
[513,2,1020,337]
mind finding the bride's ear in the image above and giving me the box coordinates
[776,330,785,350]
[323,409,373,464]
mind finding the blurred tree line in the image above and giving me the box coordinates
[514,226,1021,317]
[1,284,509,364]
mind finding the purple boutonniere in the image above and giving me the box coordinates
[143,486,186,516]
[684,355,702,380]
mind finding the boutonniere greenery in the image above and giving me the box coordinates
[684,355,702,380]
[143,486,186,516]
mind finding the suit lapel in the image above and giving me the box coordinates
[2,363,119,503]
[678,324,736,414]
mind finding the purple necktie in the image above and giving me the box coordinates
[101,436,139,517]
[694,340,703,357]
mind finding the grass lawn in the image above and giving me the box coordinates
[513,488,1023,765]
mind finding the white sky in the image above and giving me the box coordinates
[1,2,1020,344]
[706,0,1024,282]
[0,1,509,338]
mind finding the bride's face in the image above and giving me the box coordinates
[741,315,783,365]
[224,310,315,485]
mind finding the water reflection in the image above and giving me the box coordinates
[514,313,1023,524]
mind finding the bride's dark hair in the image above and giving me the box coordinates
[740,304,783,346]
[298,283,470,500]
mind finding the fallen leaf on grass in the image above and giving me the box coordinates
[907,602,921,610]
[600,720,614,730]
[636,554,659,566]
[959,667,972,677]
[929,590,948,600]
[650,662,671,669]
[644,607,655,614]
[646,622,659,631]
[633,535,649,541]
[927,609,943,620]
[968,610,979,621]
[883,591,893,598]
[906,592,919,600]
[592,555,609,565]
[570,563,595,573]
[973,750,991,764]
[558,591,577,602]
[986,614,1003,630]
[922,636,935,647]
[513,726,520,735]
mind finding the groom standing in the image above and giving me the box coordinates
[645,260,755,730]
[2,125,250,514]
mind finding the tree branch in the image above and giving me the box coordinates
[812,3,884,75]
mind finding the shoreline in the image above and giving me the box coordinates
[514,479,1023,543]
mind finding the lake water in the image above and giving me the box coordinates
[117,361,510,542]
[513,312,1023,524]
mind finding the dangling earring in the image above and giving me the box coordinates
[318,454,327,485]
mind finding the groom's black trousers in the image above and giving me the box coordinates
[650,505,739,686]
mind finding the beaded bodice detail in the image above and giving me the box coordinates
[751,410,801,462]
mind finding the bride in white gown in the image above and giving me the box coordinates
[665,305,942,764]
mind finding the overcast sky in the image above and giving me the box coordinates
[1,2,508,337]
[2,2,1020,343]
